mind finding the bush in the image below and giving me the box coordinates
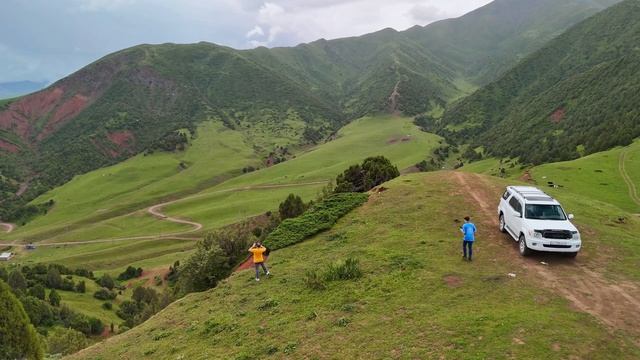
[49,289,61,307]
[94,288,117,300]
[102,302,113,310]
[117,266,143,281]
[97,274,115,290]
[278,194,306,220]
[335,156,399,193]
[266,193,368,250]
[46,326,88,356]
[303,270,326,291]
[75,280,86,293]
[324,258,362,281]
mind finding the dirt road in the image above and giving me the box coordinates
[1,181,328,248]
[453,171,640,336]
[0,222,14,233]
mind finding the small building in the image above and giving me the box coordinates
[0,252,13,261]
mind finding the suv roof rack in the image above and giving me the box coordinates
[509,186,554,202]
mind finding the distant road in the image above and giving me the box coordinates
[1,181,328,248]
[0,222,15,233]
[619,148,640,207]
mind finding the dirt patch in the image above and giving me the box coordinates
[236,255,269,272]
[129,267,171,288]
[519,170,534,183]
[387,136,412,145]
[0,139,19,153]
[37,94,90,141]
[443,275,463,288]
[550,108,565,124]
[387,81,401,115]
[107,130,135,148]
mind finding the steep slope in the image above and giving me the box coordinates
[68,172,640,359]
[433,0,640,164]
[405,0,621,84]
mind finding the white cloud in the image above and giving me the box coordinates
[246,25,265,38]
[72,0,137,12]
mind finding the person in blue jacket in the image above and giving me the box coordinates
[460,216,477,261]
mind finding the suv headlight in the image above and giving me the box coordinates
[571,231,580,240]
[529,230,543,239]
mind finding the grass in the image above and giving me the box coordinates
[530,140,640,213]
[2,121,256,243]
[162,115,441,231]
[69,172,640,359]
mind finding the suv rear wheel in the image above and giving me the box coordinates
[499,213,506,233]
[519,234,532,256]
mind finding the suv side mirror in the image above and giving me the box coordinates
[568,214,574,220]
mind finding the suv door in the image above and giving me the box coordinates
[507,197,523,236]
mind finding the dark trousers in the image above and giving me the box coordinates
[463,241,474,260]
[254,262,268,278]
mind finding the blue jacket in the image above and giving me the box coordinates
[461,222,477,242]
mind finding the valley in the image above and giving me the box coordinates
[1,0,639,358]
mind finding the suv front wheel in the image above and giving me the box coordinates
[519,234,532,257]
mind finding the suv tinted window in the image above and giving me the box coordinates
[502,190,511,200]
[508,197,522,213]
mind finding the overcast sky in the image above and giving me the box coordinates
[0,0,492,83]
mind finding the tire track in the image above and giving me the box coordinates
[0,222,14,233]
[619,148,640,207]
[453,171,640,336]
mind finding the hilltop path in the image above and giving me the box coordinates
[0,181,328,248]
[619,148,640,207]
[454,171,640,336]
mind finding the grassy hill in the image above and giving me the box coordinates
[2,116,439,272]
[432,0,640,164]
[68,171,640,359]
[0,0,620,225]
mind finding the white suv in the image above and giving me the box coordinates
[498,186,581,257]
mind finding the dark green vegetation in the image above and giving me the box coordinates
[334,156,400,193]
[429,0,639,164]
[0,0,618,222]
[0,279,45,360]
[266,193,369,250]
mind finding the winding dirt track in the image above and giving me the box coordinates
[619,148,640,207]
[0,181,328,248]
[454,171,640,337]
[0,222,14,233]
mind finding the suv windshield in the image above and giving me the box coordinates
[524,204,566,220]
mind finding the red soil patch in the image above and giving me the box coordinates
[443,275,463,288]
[107,130,135,147]
[236,255,269,272]
[519,170,534,183]
[550,108,565,124]
[387,136,412,145]
[0,88,64,141]
[37,94,89,141]
[0,139,19,153]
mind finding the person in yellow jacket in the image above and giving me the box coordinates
[249,242,270,281]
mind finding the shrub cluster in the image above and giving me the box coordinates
[304,258,363,291]
[265,193,368,250]
[334,156,399,193]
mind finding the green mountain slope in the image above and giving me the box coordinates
[433,0,640,164]
[0,0,620,224]
[68,171,640,359]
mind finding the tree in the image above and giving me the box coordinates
[46,327,88,356]
[7,270,27,294]
[75,280,86,293]
[28,284,46,300]
[49,289,61,307]
[175,237,232,294]
[46,267,63,289]
[335,156,400,193]
[98,274,115,290]
[0,280,45,360]
[20,296,55,327]
[279,194,306,220]
[0,267,8,282]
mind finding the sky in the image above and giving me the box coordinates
[0,0,492,83]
